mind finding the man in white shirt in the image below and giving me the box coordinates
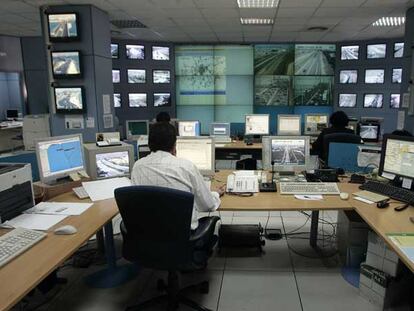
[131,122,225,230]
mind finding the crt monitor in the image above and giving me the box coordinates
[358,122,380,142]
[245,114,269,135]
[262,136,310,172]
[35,134,84,184]
[126,120,149,140]
[83,142,135,180]
[6,109,18,120]
[304,114,329,135]
[379,135,414,181]
[210,122,230,137]
[175,137,215,176]
[178,120,200,136]
[278,115,301,136]
[347,118,359,134]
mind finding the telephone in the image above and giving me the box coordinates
[96,138,122,147]
[226,173,259,193]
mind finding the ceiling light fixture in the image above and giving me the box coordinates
[237,0,279,8]
[240,18,274,25]
[372,17,405,27]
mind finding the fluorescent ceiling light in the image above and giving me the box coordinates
[240,18,274,25]
[372,17,405,27]
[237,0,279,8]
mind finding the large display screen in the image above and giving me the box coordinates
[255,75,291,106]
[293,76,333,106]
[294,44,336,75]
[254,44,294,75]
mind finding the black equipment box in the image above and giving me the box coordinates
[218,224,265,252]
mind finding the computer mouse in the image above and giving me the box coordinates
[54,225,77,235]
[376,201,390,209]
[340,192,349,200]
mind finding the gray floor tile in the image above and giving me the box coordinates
[218,271,302,311]
[232,216,269,225]
[233,211,270,217]
[296,272,382,311]
[282,211,310,219]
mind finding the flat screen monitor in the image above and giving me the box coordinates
[111,43,118,59]
[152,46,170,60]
[358,123,380,142]
[338,94,357,108]
[304,114,329,135]
[178,121,201,137]
[245,114,269,136]
[51,51,81,78]
[347,119,359,133]
[114,93,121,108]
[277,114,301,136]
[364,94,383,108]
[54,87,84,113]
[112,69,120,83]
[47,13,79,41]
[153,70,171,83]
[210,122,230,137]
[339,70,358,84]
[126,120,149,140]
[392,68,402,84]
[127,69,145,83]
[128,93,147,107]
[341,45,359,60]
[126,44,144,59]
[35,134,84,184]
[153,93,171,107]
[6,109,18,120]
[379,135,414,181]
[365,69,384,84]
[390,94,400,109]
[367,44,386,59]
[394,42,404,58]
[175,137,215,176]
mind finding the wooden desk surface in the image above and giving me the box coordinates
[215,141,262,150]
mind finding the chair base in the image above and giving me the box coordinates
[84,263,139,288]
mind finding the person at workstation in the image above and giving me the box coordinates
[131,122,225,230]
[311,111,356,158]
[155,111,171,123]
[391,129,412,136]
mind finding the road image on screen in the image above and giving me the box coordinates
[48,14,78,39]
[245,115,269,135]
[271,139,306,166]
[176,139,213,172]
[383,139,414,178]
[360,125,378,140]
[96,151,129,178]
[52,51,80,76]
[341,46,359,60]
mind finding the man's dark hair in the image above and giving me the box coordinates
[149,122,177,152]
[330,111,349,128]
[391,129,412,137]
[156,111,171,123]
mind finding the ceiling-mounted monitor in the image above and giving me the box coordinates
[47,13,79,42]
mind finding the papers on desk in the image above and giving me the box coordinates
[294,195,323,201]
[387,233,414,263]
[1,214,67,231]
[25,202,93,216]
[82,177,132,201]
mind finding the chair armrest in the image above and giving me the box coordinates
[190,216,220,242]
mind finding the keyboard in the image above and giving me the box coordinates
[73,186,89,199]
[214,137,232,143]
[360,181,414,205]
[0,228,47,268]
[279,182,340,195]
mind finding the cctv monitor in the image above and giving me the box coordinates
[365,69,384,84]
[154,93,171,107]
[347,118,359,134]
[392,68,402,84]
[304,114,329,135]
[35,134,84,184]
[277,114,301,136]
[153,70,171,83]
[54,87,84,113]
[358,123,380,142]
[6,109,18,120]
[114,93,121,108]
[152,46,170,60]
[245,114,269,136]
[178,121,201,137]
[339,70,358,84]
[394,42,404,58]
[112,69,120,83]
[367,44,386,59]
[127,69,145,83]
[111,43,118,59]
[126,120,149,140]
[390,94,401,109]
[364,94,383,108]
[126,44,144,59]
[338,94,357,108]
[51,51,81,78]
[47,13,79,42]
[175,137,215,176]
[128,93,147,107]
[210,122,230,137]
[341,45,359,60]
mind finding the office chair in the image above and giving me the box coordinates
[322,132,362,163]
[115,186,220,311]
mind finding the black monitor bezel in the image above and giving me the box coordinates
[54,86,85,114]
[51,50,82,79]
[357,121,380,142]
[46,12,80,42]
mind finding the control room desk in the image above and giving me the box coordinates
[0,125,23,152]
[215,141,262,161]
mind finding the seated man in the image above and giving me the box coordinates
[131,122,224,230]
[155,111,171,123]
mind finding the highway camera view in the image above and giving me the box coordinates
[129,93,147,107]
[271,139,306,165]
[391,94,400,108]
[341,46,359,60]
[365,69,384,84]
[255,76,290,106]
[152,46,169,60]
[113,94,121,107]
[55,88,83,110]
[364,94,383,108]
[112,70,120,83]
[254,44,294,75]
[128,69,145,83]
[367,44,386,59]
[392,68,402,83]
[339,70,357,84]
[48,14,77,38]
[339,94,357,108]
[96,151,129,178]
[126,45,144,59]
[360,126,378,140]
[52,52,80,76]
[295,44,335,75]
[394,43,404,58]
[153,70,170,83]
[294,76,332,106]
[154,93,171,107]
[111,44,118,58]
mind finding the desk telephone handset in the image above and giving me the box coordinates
[226,173,259,193]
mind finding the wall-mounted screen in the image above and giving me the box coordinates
[154,93,171,107]
[339,70,357,84]
[255,75,291,106]
[294,44,335,75]
[47,13,79,41]
[153,70,171,83]
[390,94,400,109]
[51,51,81,78]
[364,94,383,108]
[152,46,170,60]
[128,93,147,107]
[254,44,294,75]
[126,44,144,59]
[54,87,84,113]
[293,76,332,106]
[341,45,359,60]
[367,44,386,59]
[392,68,402,84]
[114,93,121,108]
[338,94,357,108]
[394,42,404,58]
[127,69,146,83]
[112,69,120,83]
[111,43,118,59]
[365,69,384,84]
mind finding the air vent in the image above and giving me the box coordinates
[307,26,328,32]
[111,20,147,29]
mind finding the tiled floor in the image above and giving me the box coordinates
[15,211,382,311]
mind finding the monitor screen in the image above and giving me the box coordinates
[6,109,18,119]
[54,87,84,113]
[339,70,357,84]
[305,114,328,134]
[390,94,400,109]
[367,44,386,59]
[178,121,200,136]
[152,46,170,60]
[51,51,81,78]
[127,69,145,83]
[126,120,148,139]
[341,45,359,60]
[359,124,379,141]
[365,69,384,84]
[271,138,308,168]
[153,70,170,83]
[111,43,118,59]
[128,93,147,107]
[381,136,414,180]
[96,151,130,179]
[154,93,171,107]
[278,115,301,135]
[112,69,120,83]
[36,134,84,183]
[364,94,383,108]
[176,138,214,175]
[47,13,79,41]
[210,122,230,137]
[245,115,269,135]
[394,42,404,58]
[114,93,121,108]
[392,68,402,84]
[126,44,144,59]
[338,94,357,108]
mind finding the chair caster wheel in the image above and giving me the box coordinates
[157,279,166,291]
[199,281,209,294]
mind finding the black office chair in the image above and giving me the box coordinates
[115,186,220,311]
[322,132,362,163]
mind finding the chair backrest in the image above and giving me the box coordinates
[327,142,362,172]
[115,185,194,269]
[322,132,362,162]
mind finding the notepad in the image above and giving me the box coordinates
[25,202,93,216]
[1,214,68,231]
[82,177,132,201]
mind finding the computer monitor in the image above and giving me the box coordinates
[245,114,269,136]
[262,136,310,172]
[347,118,359,134]
[6,109,18,120]
[126,120,149,140]
[379,135,414,181]
[304,114,329,135]
[35,134,84,184]
[178,120,200,137]
[83,142,134,180]
[358,122,380,142]
[210,122,230,137]
[277,115,301,136]
[175,137,215,176]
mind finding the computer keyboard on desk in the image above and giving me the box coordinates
[279,182,340,195]
[359,181,414,205]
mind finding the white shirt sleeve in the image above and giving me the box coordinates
[189,165,221,213]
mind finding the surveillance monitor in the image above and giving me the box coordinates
[304,114,329,135]
[51,51,81,78]
[126,120,149,140]
[126,44,144,59]
[54,87,85,113]
[154,93,171,107]
[277,114,301,136]
[111,43,118,59]
[153,70,171,83]
[364,94,383,108]
[47,13,79,41]
[128,93,147,107]
[338,94,357,108]
[245,114,269,136]
[358,123,380,142]
[175,137,215,176]
[152,46,170,60]
[367,44,386,59]
[178,121,201,137]
[339,70,358,84]
[341,45,359,60]
[365,69,384,84]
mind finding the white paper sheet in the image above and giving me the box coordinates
[82,177,132,201]
[1,214,68,231]
[354,196,374,204]
[294,195,323,201]
[25,202,93,216]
